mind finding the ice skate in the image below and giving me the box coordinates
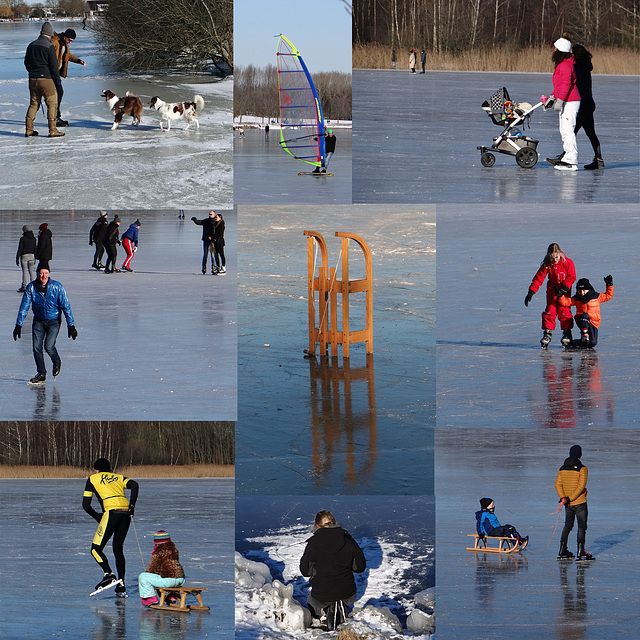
[540,330,553,348]
[576,543,595,561]
[561,329,573,347]
[557,542,574,560]
[28,373,46,385]
[581,330,590,345]
[53,361,61,378]
[554,161,578,171]
[115,583,128,598]
[90,573,121,596]
[546,152,565,166]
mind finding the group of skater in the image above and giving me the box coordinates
[89,212,141,273]
[82,458,187,605]
[24,21,86,137]
[475,444,594,561]
[525,243,613,349]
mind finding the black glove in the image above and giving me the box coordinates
[128,504,135,517]
[68,326,78,340]
[13,325,21,341]
[604,275,613,286]
[524,290,534,307]
[555,285,570,297]
[191,216,197,222]
[89,241,93,246]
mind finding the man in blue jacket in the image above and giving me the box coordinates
[13,262,77,384]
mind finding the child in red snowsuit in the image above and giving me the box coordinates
[525,243,576,348]
[558,276,613,347]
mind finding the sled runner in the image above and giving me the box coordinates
[466,534,528,553]
[149,586,210,612]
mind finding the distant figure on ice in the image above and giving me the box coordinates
[524,243,576,348]
[555,445,594,561]
[191,211,217,274]
[36,222,53,265]
[16,225,36,293]
[409,49,416,73]
[300,510,366,630]
[121,219,141,272]
[24,21,64,138]
[103,215,121,273]
[212,213,226,275]
[557,276,613,348]
[475,498,528,545]
[420,49,426,73]
[51,29,86,127]
[89,211,108,270]
[14,262,77,385]
[83,458,139,597]
[138,530,186,606]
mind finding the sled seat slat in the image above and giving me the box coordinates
[466,534,522,553]
[149,586,210,612]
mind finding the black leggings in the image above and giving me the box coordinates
[574,106,601,156]
[91,509,131,578]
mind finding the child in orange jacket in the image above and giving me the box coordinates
[558,276,613,347]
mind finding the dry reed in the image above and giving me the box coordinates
[0,464,234,479]
[336,629,367,640]
[353,43,640,75]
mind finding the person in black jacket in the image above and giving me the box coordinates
[191,211,216,274]
[89,212,108,269]
[103,216,121,274]
[16,225,37,293]
[36,223,53,264]
[212,213,226,274]
[300,510,366,629]
[24,21,64,138]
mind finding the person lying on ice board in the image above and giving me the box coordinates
[557,276,613,348]
[476,498,528,545]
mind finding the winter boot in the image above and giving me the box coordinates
[312,166,321,173]
[540,329,553,348]
[48,120,65,137]
[53,361,61,378]
[557,542,574,560]
[546,152,565,166]
[17,285,26,293]
[29,373,46,384]
[141,595,159,606]
[576,543,595,561]
[561,329,573,347]
[25,117,39,137]
[56,117,69,127]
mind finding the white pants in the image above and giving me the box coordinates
[138,572,185,598]
[558,100,580,165]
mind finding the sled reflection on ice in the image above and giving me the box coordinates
[307,354,377,488]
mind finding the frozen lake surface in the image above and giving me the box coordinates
[0,478,234,640]
[1,211,236,421]
[0,22,232,209]
[233,128,352,204]
[353,70,639,204]
[236,205,435,495]
[436,429,640,639]
[236,495,435,639]
[437,204,639,428]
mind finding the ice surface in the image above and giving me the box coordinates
[236,205,435,495]
[233,128,352,204]
[0,22,232,209]
[0,478,234,639]
[236,495,435,639]
[353,70,640,203]
[1,210,236,420]
[437,203,639,428]
[436,429,640,639]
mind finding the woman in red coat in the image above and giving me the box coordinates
[524,243,576,348]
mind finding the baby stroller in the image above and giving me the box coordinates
[477,87,544,168]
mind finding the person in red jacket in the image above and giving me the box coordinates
[545,37,581,171]
[525,243,576,348]
[558,276,613,348]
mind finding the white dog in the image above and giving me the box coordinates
[148,95,204,131]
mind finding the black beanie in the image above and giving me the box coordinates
[575,279,592,291]
[480,497,493,510]
[94,458,111,472]
[37,261,50,273]
[64,29,77,40]
[569,445,582,459]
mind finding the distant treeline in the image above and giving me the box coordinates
[0,421,234,468]
[234,65,352,121]
[354,0,640,53]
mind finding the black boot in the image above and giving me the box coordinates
[557,541,574,560]
[546,152,565,166]
[576,542,595,561]
[584,157,605,170]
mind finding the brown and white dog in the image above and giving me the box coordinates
[148,95,204,131]
[101,90,144,130]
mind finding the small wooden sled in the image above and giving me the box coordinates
[466,534,528,554]
[149,586,210,612]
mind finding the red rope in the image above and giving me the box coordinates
[526,505,564,554]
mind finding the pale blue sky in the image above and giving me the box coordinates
[234,0,352,73]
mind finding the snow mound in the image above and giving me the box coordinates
[235,551,273,588]
[357,605,402,633]
[406,609,435,635]
[414,587,435,611]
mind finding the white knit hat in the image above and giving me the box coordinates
[554,38,572,53]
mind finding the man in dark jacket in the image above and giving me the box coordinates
[24,21,64,138]
[89,212,108,269]
[14,262,77,384]
[35,223,53,264]
[300,510,366,629]
[103,216,121,273]
[191,211,216,274]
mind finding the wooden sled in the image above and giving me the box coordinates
[466,534,528,554]
[149,586,210,612]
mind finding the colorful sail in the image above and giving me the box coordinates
[276,35,325,167]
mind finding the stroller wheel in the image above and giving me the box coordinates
[480,152,495,167]
[516,147,538,168]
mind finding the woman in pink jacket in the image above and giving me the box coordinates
[524,243,576,348]
[548,37,581,171]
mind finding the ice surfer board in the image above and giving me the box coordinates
[298,171,333,176]
[90,578,123,596]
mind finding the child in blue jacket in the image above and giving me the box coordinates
[476,498,528,545]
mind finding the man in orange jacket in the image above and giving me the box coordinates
[555,445,594,561]
[51,29,86,127]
